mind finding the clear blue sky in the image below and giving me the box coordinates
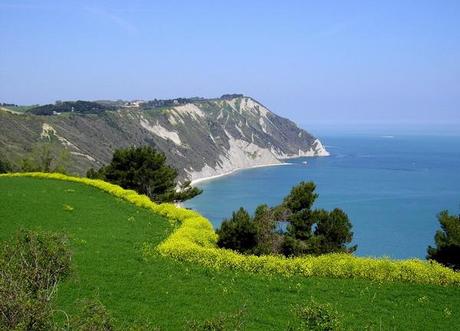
[1,0,459,130]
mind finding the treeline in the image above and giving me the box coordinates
[141,97,205,109]
[28,101,110,116]
[219,94,244,100]
[217,182,356,257]
[217,181,460,270]
[21,94,246,116]
[140,94,243,108]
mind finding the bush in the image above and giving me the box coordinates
[288,300,342,331]
[21,142,70,174]
[427,210,460,270]
[0,157,12,173]
[0,229,71,330]
[185,308,245,331]
[70,298,115,331]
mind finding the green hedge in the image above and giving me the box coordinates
[2,172,459,286]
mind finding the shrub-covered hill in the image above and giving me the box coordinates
[0,176,459,330]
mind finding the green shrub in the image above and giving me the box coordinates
[70,298,115,331]
[427,210,460,270]
[0,157,12,173]
[20,142,70,174]
[288,300,342,331]
[0,229,71,330]
[185,308,245,331]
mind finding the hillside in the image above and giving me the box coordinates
[0,176,459,330]
[0,96,328,180]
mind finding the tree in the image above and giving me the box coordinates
[217,207,257,254]
[283,182,318,242]
[427,210,460,270]
[21,142,70,173]
[281,183,356,256]
[0,157,12,173]
[280,182,318,256]
[86,167,103,179]
[89,146,202,203]
[253,204,283,255]
[312,208,357,254]
[217,182,356,257]
[280,182,356,256]
[283,181,318,214]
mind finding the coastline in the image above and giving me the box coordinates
[190,162,293,186]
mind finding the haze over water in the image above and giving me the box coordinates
[185,134,460,259]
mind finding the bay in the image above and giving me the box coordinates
[184,135,460,259]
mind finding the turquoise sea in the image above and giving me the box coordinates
[184,135,460,259]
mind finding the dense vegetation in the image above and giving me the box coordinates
[5,95,244,115]
[87,146,202,203]
[1,176,459,330]
[0,102,18,107]
[0,157,12,173]
[28,101,110,116]
[217,182,356,257]
[0,141,70,175]
[8,94,248,118]
[140,97,205,109]
[427,210,460,270]
[20,143,70,174]
[220,94,244,100]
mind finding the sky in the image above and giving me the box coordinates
[1,0,459,132]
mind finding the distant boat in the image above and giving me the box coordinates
[302,161,308,165]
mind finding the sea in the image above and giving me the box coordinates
[184,134,460,259]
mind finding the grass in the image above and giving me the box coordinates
[0,176,459,330]
[0,105,36,113]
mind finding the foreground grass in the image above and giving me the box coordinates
[0,177,459,330]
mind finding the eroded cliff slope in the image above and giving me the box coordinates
[0,96,328,180]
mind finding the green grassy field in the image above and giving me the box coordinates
[0,176,459,330]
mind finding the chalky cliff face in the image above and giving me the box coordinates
[0,96,328,180]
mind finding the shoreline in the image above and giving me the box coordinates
[190,162,293,186]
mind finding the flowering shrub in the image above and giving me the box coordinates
[2,172,460,286]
